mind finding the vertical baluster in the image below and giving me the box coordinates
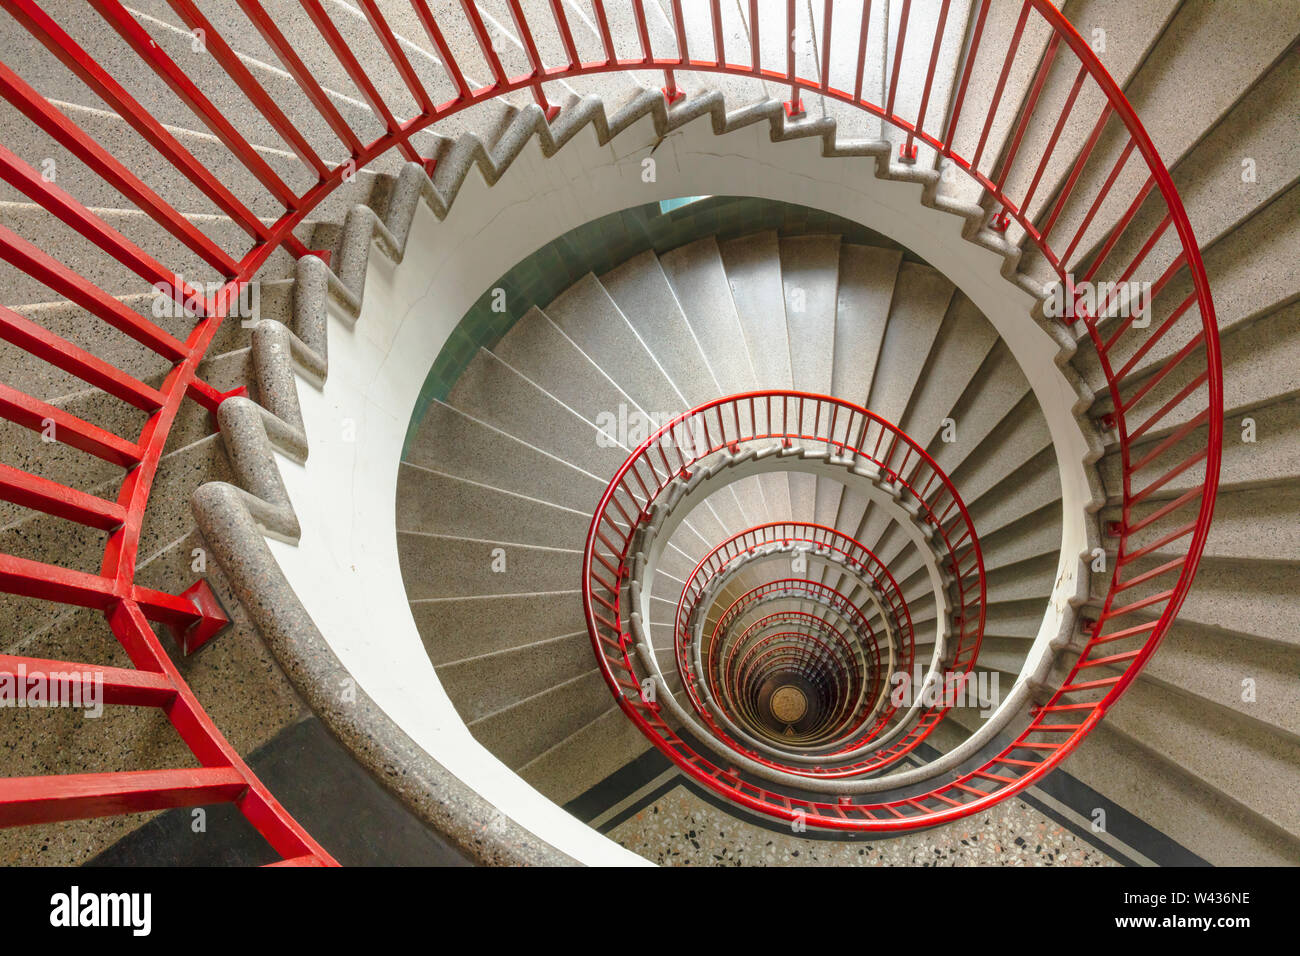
[785,0,804,116]
[904,0,952,162]
[505,0,559,118]
[853,0,874,103]
[942,0,990,154]
[884,0,911,121]
[410,0,471,100]
[590,0,616,65]
[820,0,833,92]
[546,0,580,72]
[711,0,726,67]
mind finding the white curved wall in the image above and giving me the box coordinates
[266,107,1091,863]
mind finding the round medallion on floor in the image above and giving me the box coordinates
[770,685,808,725]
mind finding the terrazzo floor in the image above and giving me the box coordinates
[608,785,1121,866]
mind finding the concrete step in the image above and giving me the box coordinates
[599,250,720,409]
[491,306,638,440]
[948,391,1055,508]
[1093,669,1300,841]
[967,501,1061,574]
[659,237,758,398]
[0,423,232,644]
[718,229,797,520]
[899,294,1001,450]
[998,0,1181,238]
[436,631,594,725]
[927,341,1033,479]
[816,243,902,535]
[718,231,795,393]
[1018,0,1300,288]
[1063,721,1300,866]
[395,463,590,551]
[829,243,901,407]
[0,94,385,231]
[0,200,303,305]
[0,335,244,521]
[411,591,585,666]
[398,532,580,601]
[879,0,973,172]
[961,444,1063,541]
[1078,180,1300,398]
[1075,44,1300,323]
[1095,298,1300,452]
[780,234,841,527]
[1139,617,1300,742]
[466,668,612,770]
[518,704,653,807]
[1105,482,1300,567]
[779,235,840,397]
[933,0,1056,210]
[983,599,1048,641]
[0,2,429,176]
[544,273,686,427]
[1095,554,1299,650]
[404,400,608,515]
[446,347,629,482]
[1098,393,1300,505]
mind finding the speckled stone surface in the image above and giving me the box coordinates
[193,474,577,867]
[609,784,1120,867]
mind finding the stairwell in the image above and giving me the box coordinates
[0,0,1294,867]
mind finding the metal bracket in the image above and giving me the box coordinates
[168,579,231,655]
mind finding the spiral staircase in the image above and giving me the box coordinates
[0,0,1296,867]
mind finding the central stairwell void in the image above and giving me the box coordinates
[8,0,1288,867]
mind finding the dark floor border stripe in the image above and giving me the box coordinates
[568,738,1208,866]
[563,744,674,821]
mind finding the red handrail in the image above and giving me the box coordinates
[0,0,1219,843]
[672,522,914,746]
[585,392,985,798]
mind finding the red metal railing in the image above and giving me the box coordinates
[673,521,916,719]
[0,0,1219,844]
[584,391,987,802]
[707,584,880,751]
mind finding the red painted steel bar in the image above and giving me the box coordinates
[410,0,472,97]
[0,306,164,412]
[165,0,332,179]
[88,0,300,209]
[906,0,952,159]
[0,62,241,276]
[235,0,366,156]
[506,0,559,117]
[7,0,275,245]
[297,0,422,162]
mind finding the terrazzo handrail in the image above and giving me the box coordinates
[0,0,1218,852]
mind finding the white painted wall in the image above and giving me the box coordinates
[266,107,1090,863]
